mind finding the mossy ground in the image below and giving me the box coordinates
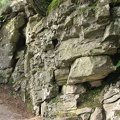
[78,88,102,108]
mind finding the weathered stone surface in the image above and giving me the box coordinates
[90,107,103,120]
[68,56,115,84]
[11,49,26,91]
[56,38,118,66]
[41,94,79,119]
[62,84,86,95]
[104,100,120,120]
[71,107,93,120]
[55,68,69,85]
[101,81,120,119]
[104,82,120,99]
[103,21,120,42]
[10,1,25,13]
[104,93,120,104]
[0,13,25,83]
[25,5,35,18]
[89,80,102,87]
[0,1,120,120]
[95,4,110,23]
[0,43,15,69]
[75,107,93,115]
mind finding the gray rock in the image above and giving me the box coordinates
[62,84,86,95]
[56,38,118,66]
[103,82,120,100]
[68,56,115,84]
[103,99,120,120]
[104,93,120,104]
[95,4,110,23]
[90,107,103,120]
[55,68,69,85]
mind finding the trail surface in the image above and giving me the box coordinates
[0,86,40,120]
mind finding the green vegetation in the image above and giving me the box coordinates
[116,61,120,68]
[79,88,102,108]
[51,96,59,103]
[56,111,77,118]
[25,92,34,112]
[47,0,61,13]
[114,110,120,116]
[0,0,10,14]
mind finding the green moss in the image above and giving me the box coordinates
[47,0,61,13]
[55,111,77,118]
[27,101,33,112]
[8,77,13,86]
[51,97,59,103]
[37,69,45,73]
[0,0,10,14]
[25,92,33,112]
[114,110,120,116]
[79,88,102,108]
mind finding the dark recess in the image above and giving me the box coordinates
[52,39,58,48]
[58,85,62,93]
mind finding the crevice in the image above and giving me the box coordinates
[102,93,119,103]
[103,98,120,105]
[52,39,58,49]
[58,85,62,93]
[7,17,28,84]
[102,106,106,120]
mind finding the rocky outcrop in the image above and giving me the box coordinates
[0,0,120,120]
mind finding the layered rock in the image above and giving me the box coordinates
[0,0,120,120]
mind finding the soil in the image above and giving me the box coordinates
[0,85,40,120]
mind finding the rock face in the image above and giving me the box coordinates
[68,56,115,84]
[0,0,120,120]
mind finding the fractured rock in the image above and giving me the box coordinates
[90,107,103,120]
[68,56,115,84]
[62,84,86,95]
[55,68,69,85]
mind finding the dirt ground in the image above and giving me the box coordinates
[0,85,40,120]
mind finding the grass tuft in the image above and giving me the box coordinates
[47,0,61,13]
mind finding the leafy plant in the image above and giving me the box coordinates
[47,0,61,13]
[116,61,120,68]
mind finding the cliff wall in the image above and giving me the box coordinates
[0,0,120,120]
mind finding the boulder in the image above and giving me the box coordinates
[56,38,118,66]
[68,56,115,84]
